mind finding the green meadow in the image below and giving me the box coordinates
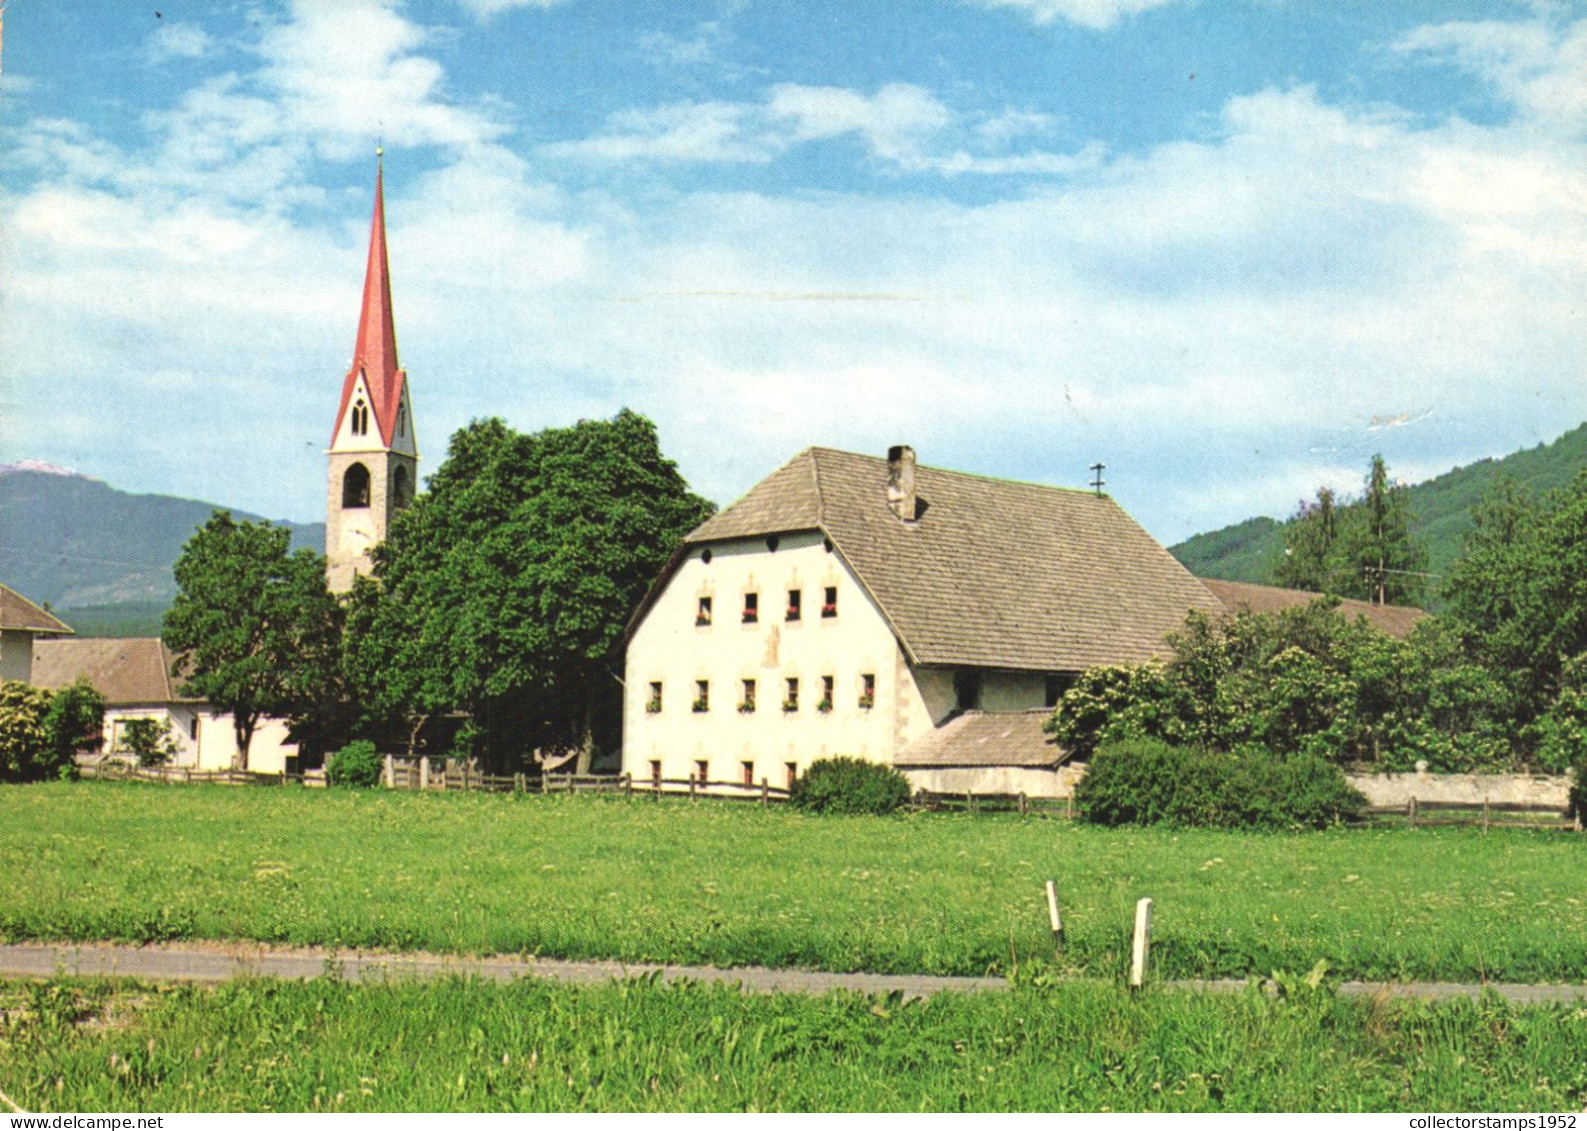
[3,782,1584,982]
[4,976,1586,1112]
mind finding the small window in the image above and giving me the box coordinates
[696,596,712,626]
[650,759,662,787]
[701,548,713,564]
[742,592,759,624]
[393,464,412,509]
[817,675,834,713]
[954,670,982,712]
[783,677,799,712]
[821,586,837,618]
[695,759,709,784]
[742,760,755,787]
[351,399,369,437]
[693,680,710,713]
[740,679,756,713]
[766,535,780,553]
[190,716,200,741]
[786,589,802,622]
[859,673,876,710]
[646,681,663,714]
[397,404,407,437]
[785,761,798,789]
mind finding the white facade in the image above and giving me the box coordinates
[99,705,295,774]
[625,531,910,788]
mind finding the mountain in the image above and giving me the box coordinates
[0,465,324,637]
[1169,423,1587,603]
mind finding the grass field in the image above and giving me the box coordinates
[4,976,1586,1112]
[2,782,1585,982]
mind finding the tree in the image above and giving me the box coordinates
[348,410,713,770]
[163,513,344,769]
[1343,455,1427,606]
[41,678,104,772]
[1270,455,1426,605]
[0,681,55,781]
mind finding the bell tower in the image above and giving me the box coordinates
[326,155,418,594]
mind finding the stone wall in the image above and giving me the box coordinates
[1344,769,1572,809]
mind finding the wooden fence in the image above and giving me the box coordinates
[1363,798,1580,832]
[909,789,1076,817]
[79,762,305,787]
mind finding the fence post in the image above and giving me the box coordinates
[1408,797,1417,829]
[689,774,697,801]
[1018,792,1028,816]
[383,754,394,789]
[1482,796,1489,832]
[761,777,769,807]
[1130,897,1153,988]
[624,772,633,798]
[1044,879,1065,948]
[1066,793,1073,820]
[419,757,429,791]
[967,790,977,815]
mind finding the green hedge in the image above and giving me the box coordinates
[789,756,911,815]
[326,740,382,788]
[1076,738,1366,830]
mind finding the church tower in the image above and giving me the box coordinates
[326,158,418,594]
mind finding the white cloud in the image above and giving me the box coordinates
[549,82,1100,175]
[964,0,1186,31]
[146,21,216,63]
[451,0,569,16]
[1395,16,1587,134]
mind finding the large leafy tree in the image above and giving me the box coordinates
[1443,472,1587,735]
[348,409,713,770]
[163,513,344,768]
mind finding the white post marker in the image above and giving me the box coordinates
[1130,897,1153,988]
[1044,879,1065,947]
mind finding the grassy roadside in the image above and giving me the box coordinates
[3,782,1585,982]
[4,976,1585,1112]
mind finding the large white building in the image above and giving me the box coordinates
[621,445,1222,796]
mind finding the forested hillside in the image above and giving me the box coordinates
[1170,423,1587,601]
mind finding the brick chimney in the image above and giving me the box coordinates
[887,445,917,522]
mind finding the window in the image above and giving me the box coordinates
[393,464,412,509]
[739,679,756,713]
[696,596,712,626]
[742,760,755,787]
[954,670,982,712]
[821,586,838,618]
[783,677,799,712]
[190,716,200,741]
[351,398,369,437]
[817,675,834,713]
[859,673,876,710]
[341,462,371,508]
[646,681,663,714]
[650,759,662,787]
[785,762,798,789]
[693,680,710,713]
[742,592,759,624]
[694,759,709,783]
[397,404,407,437]
[786,589,802,622]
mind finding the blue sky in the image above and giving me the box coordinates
[1,0,1583,544]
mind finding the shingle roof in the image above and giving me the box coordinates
[895,709,1065,768]
[684,447,1221,670]
[1201,579,1428,640]
[0,584,73,635]
[30,637,191,704]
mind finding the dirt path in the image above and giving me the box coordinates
[2,942,1584,1005]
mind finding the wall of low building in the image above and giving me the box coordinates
[103,706,202,765]
[896,668,1052,754]
[1345,770,1571,809]
[195,714,296,773]
[624,531,903,787]
[899,763,1085,799]
[1,630,34,683]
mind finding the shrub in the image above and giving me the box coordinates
[789,756,911,815]
[0,681,54,781]
[327,740,382,788]
[121,718,178,767]
[1076,738,1365,831]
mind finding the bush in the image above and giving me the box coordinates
[0,681,54,782]
[1076,738,1365,831]
[121,718,178,767]
[327,740,382,788]
[789,756,911,815]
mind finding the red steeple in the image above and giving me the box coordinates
[332,158,408,447]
